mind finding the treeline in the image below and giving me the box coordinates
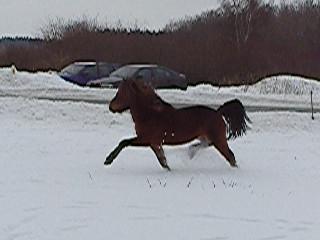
[1,0,320,86]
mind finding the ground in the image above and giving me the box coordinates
[1,95,319,240]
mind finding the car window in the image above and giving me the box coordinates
[110,66,137,78]
[61,64,84,75]
[136,69,152,80]
[81,65,98,78]
[154,68,172,79]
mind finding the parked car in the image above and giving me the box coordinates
[86,64,188,90]
[59,62,121,86]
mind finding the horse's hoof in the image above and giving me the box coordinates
[188,147,197,159]
[104,158,113,165]
[161,165,171,171]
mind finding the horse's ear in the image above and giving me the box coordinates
[129,78,141,93]
[128,77,155,96]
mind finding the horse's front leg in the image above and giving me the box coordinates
[104,137,138,165]
[150,144,171,171]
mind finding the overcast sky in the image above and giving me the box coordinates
[0,0,222,37]
[0,0,289,37]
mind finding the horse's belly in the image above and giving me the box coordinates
[134,108,219,145]
[162,122,203,145]
[163,135,198,145]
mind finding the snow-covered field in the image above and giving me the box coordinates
[1,67,319,110]
[1,68,320,239]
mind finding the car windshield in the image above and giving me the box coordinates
[61,64,85,75]
[110,66,137,78]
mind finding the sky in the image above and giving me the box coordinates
[0,0,220,37]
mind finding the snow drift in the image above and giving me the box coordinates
[0,67,319,111]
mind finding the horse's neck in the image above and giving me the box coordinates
[129,94,170,123]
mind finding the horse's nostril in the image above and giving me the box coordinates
[109,101,122,113]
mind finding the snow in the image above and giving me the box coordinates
[1,67,319,111]
[245,75,320,95]
[0,67,79,90]
[1,68,320,239]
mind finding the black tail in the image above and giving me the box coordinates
[218,99,251,140]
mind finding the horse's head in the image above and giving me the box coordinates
[109,78,155,113]
[109,80,131,113]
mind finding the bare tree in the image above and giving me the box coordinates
[221,0,262,49]
[40,17,66,41]
[40,16,102,41]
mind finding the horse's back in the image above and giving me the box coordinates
[178,105,219,118]
[171,105,223,128]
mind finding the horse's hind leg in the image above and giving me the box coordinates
[150,145,171,171]
[188,139,209,159]
[210,136,238,168]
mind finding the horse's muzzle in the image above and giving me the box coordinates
[109,103,116,113]
[109,100,127,113]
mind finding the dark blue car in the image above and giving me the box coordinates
[86,64,188,90]
[59,62,121,86]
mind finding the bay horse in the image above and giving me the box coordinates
[104,79,251,170]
